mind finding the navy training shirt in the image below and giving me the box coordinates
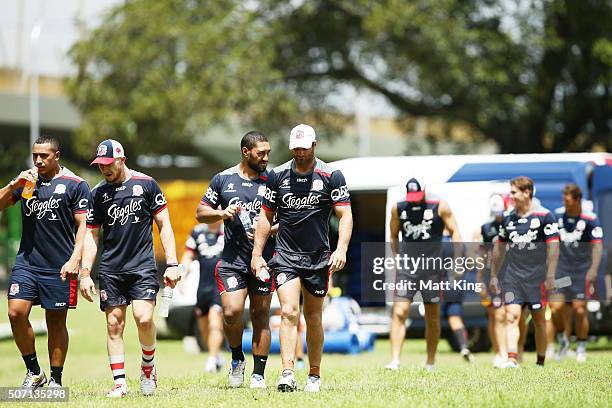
[555,208,603,273]
[200,165,274,268]
[261,158,351,268]
[498,206,560,280]
[87,170,167,274]
[11,167,90,272]
[185,224,224,292]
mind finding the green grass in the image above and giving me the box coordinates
[0,296,610,407]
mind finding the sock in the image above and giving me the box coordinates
[536,354,545,366]
[577,338,587,353]
[252,355,268,377]
[507,351,518,362]
[282,368,294,376]
[22,353,41,374]
[231,345,245,362]
[109,355,126,384]
[141,343,156,367]
[309,365,320,377]
[50,366,63,385]
[453,328,468,351]
[556,331,568,343]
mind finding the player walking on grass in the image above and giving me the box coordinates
[252,124,353,392]
[549,183,603,363]
[490,176,559,368]
[196,131,276,389]
[79,139,181,397]
[0,136,89,388]
[385,176,462,372]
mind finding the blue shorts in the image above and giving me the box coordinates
[98,269,159,311]
[215,261,273,296]
[8,267,78,310]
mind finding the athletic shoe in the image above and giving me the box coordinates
[48,379,62,388]
[205,356,217,373]
[424,364,435,372]
[493,354,506,368]
[228,360,246,388]
[21,370,47,389]
[461,348,475,363]
[140,365,157,396]
[576,351,587,363]
[556,338,570,361]
[276,370,297,392]
[384,360,400,371]
[250,374,266,389]
[304,375,321,393]
[545,344,555,360]
[216,355,225,372]
[503,360,519,369]
[106,382,128,398]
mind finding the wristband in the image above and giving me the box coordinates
[166,263,179,268]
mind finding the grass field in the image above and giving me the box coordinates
[0,295,610,407]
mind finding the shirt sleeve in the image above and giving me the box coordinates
[587,217,604,242]
[9,183,22,204]
[542,212,560,242]
[71,181,91,214]
[86,189,103,229]
[261,170,278,212]
[149,179,168,215]
[200,174,222,208]
[329,170,351,206]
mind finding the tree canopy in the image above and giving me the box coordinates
[66,0,612,156]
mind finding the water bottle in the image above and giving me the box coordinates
[257,266,270,282]
[238,209,253,234]
[158,286,173,318]
[21,173,38,200]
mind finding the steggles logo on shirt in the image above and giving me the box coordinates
[25,197,62,219]
[281,193,320,209]
[107,200,143,226]
[402,219,432,240]
[228,196,262,212]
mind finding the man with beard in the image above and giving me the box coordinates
[252,124,353,392]
[196,131,276,389]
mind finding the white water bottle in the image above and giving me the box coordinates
[257,266,270,282]
[158,286,173,318]
[238,210,253,234]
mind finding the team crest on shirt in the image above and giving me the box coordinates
[100,290,108,301]
[132,185,144,196]
[576,220,586,231]
[423,209,434,220]
[312,179,324,191]
[592,227,603,239]
[227,277,238,289]
[257,185,266,196]
[276,273,287,285]
[530,218,540,229]
[9,283,19,295]
[54,184,66,194]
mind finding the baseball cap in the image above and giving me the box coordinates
[289,124,316,150]
[489,194,505,216]
[91,139,125,165]
[405,176,426,202]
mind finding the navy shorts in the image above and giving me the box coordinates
[500,278,545,311]
[215,261,272,296]
[554,268,592,301]
[271,266,330,297]
[8,267,77,310]
[196,289,222,315]
[98,269,159,311]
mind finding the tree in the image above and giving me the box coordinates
[67,0,612,155]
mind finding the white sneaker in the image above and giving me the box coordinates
[250,374,266,389]
[493,354,506,368]
[385,360,400,371]
[106,382,128,398]
[48,379,62,388]
[545,344,555,359]
[21,370,47,389]
[216,355,225,372]
[304,375,321,392]
[140,365,157,396]
[228,360,246,388]
[461,348,475,363]
[576,351,587,363]
[205,356,217,373]
[276,370,297,392]
[502,360,519,369]
[424,364,435,372]
[556,339,570,362]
